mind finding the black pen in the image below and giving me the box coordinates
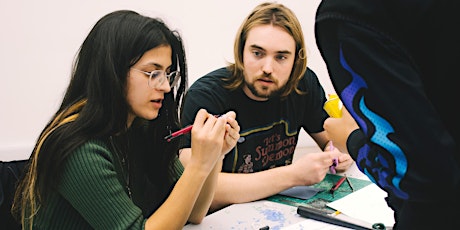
[259,226,269,230]
[345,175,355,192]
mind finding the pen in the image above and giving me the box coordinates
[330,176,346,194]
[330,158,338,174]
[345,175,355,192]
[329,141,338,174]
[164,115,222,142]
[164,125,192,142]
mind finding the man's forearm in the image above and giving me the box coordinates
[210,166,296,211]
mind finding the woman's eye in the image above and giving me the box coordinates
[150,71,162,78]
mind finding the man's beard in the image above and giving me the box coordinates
[245,80,283,99]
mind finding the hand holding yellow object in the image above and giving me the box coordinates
[323,94,343,118]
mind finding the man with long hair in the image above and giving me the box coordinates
[179,2,353,212]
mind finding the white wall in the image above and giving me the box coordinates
[0,0,333,161]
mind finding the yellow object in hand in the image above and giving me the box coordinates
[323,94,343,118]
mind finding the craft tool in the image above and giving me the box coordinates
[330,210,341,216]
[164,115,221,142]
[323,94,343,118]
[164,125,192,142]
[329,141,338,174]
[330,176,346,195]
[329,140,334,151]
[372,223,386,229]
[297,205,371,230]
[330,158,338,174]
[345,175,355,192]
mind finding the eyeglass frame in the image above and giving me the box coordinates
[131,68,181,89]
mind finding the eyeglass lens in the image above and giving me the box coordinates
[149,71,180,88]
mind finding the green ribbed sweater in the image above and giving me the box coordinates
[31,140,183,229]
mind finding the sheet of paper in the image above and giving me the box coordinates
[183,200,347,230]
[327,183,395,227]
[183,200,304,229]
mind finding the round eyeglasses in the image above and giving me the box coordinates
[131,68,181,89]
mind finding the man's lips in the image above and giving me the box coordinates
[259,78,273,83]
[257,78,275,86]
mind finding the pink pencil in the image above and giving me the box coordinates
[164,125,193,142]
[164,114,222,142]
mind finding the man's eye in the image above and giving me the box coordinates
[277,56,287,60]
[253,51,263,57]
[276,55,288,60]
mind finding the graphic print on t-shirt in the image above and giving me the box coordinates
[226,120,298,173]
[237,154,254,173]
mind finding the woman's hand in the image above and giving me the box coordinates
[189,109,228,172]
[220,111,240,156]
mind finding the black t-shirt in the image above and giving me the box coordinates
[180,67,328,173]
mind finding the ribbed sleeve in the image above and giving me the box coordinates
[172,156,184,180]
[34,140,147,229]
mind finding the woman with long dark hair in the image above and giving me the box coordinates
[12,10,240,229]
